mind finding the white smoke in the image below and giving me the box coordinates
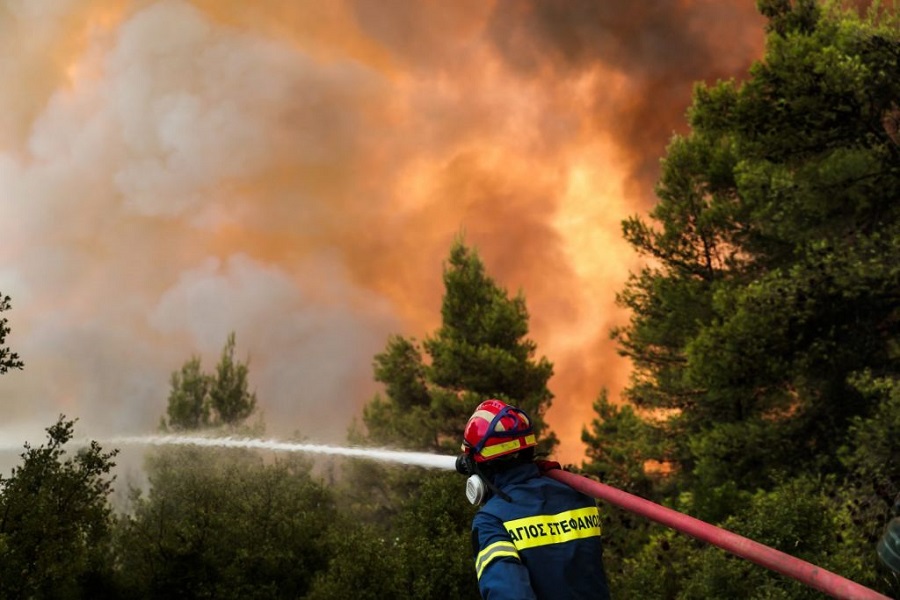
[0,0,764,469]
[0,0,399,452]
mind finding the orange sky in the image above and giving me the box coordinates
[0,0,765,464]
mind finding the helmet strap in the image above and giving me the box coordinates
[472,405,533,457]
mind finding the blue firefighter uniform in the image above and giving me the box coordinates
[471,462,611,600]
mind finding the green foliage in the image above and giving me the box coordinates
[591,2,900,596]
[610,0,900,487]
[210,333,258,426]
[391,473,479,599]
[361,239,557,455]
[115,447,334,599]
[703,475,886,597]
[374,335,430,411]
[614,476,885,599]
[0,293,23,373]
[162,333,258,431]
[164,356,210,431]
[581,390,660,496]
[0,417,119,599]
[306,521,408,600]
[838,372,900,595]
[309,473,480,600]
[841,372,900,499]
[426,242,552,418]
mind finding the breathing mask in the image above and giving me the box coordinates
[456,454,488,505]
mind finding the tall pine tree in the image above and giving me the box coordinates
[607,0,900,499]
[359,239,557,455]
[588,2,900,596]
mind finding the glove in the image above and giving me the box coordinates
[535,459,561,473]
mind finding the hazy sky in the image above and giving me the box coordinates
[0,0,765,464]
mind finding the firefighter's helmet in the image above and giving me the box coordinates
[461,399,536,463]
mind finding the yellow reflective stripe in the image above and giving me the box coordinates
[504,506,602,550]
[479,434,537,458]
[475,540,520,580]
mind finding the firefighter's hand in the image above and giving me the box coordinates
[535,459,561,473]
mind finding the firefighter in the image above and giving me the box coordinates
[456,399,612,600]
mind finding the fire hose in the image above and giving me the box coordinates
[544,469,892,600]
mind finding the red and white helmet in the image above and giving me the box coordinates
[461,399,536,463]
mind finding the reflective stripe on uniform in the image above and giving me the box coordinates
[479,434,537,458]
[503,506,602,550]
[476,540,520,579]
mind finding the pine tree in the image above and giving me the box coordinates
[591,2,900,596]
[610,0,900,497]
[360,239,557,455]
[162,333,257,431]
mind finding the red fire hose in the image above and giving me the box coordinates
[545,469,891,600]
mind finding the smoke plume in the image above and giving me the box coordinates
[0,0,764,463]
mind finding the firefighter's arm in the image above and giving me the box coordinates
[472,514,537,600]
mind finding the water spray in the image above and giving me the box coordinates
[106,434,458,471]
[0,433,457,470]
